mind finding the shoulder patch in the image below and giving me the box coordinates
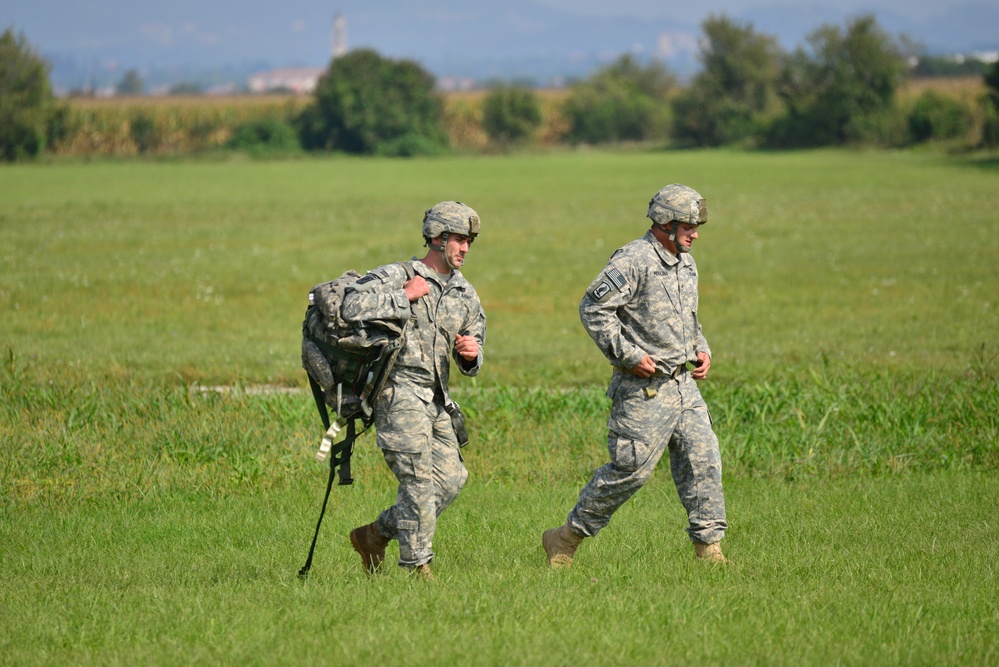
[589,267,627,302]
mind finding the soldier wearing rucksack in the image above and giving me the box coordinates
[344,201,486,580]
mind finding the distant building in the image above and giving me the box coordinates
[248,68,324,94]
[248,14,348,94]
[437,76,478,92]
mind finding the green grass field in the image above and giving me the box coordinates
[2,149,997,665]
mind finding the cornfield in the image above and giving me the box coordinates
[53,95,309,156]
[49,79,988,157]
[53,91,573,156]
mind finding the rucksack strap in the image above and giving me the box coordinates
[298,418,358,579]
[307,373,331,431]
[398,260,417,282]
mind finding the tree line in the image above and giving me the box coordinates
[4,15,999,162]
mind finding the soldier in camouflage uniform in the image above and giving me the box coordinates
[343,202,486,580]
[543,183,729,567]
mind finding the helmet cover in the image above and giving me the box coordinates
[647,184,707,227]
[422,201,481,240]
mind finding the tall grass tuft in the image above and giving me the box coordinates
[4,350,995,505]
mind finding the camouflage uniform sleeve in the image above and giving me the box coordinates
[579,255,646,370]
[340,263,412,323]
[454,288,486,377]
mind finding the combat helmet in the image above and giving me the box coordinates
[647,183,706,253]
[422,201,480,244]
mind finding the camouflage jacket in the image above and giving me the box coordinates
[580,230,710,376]
[341,258,485,406]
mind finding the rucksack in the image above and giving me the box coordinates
[298,261,415,578]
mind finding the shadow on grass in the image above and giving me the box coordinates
[952,151,999,171]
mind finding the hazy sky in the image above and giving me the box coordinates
[533,0,956,22]
[2,0,993,87]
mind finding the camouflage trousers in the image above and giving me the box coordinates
[373,384,468,568]
[568,371,727,545]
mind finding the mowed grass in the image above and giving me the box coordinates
[1,149,998,665]
[2,474,996,666]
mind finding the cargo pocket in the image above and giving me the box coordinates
[375,389,430,453]
[607,379,651,441]
[608,435,654,473]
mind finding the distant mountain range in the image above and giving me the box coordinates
[8,0,998,92]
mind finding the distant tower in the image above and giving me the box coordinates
[332,13,348,59]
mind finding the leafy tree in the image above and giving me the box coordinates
[298,48,446,155]
[116,69,144,96]
[0,28,61,161]
[561,55,675,144]
[481,84,543,144]
[768,14,910,147]
[911,54,987,78]
[985,59,999,107]
[674,15,784,147]
[981,59,999,146]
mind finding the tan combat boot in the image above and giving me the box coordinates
[412,563,435,581]
[542,524,584,568]
[694,541,728,564]
[349,521,390,573]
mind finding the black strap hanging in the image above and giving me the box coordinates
[298,419,358,579]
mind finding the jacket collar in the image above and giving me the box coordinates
[410,257,468,290]
[643,230,689,268]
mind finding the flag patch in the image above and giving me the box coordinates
[590,267,627,302]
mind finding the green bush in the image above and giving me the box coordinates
[481,84,543,144]
[227,117,301,155]
[129,111,159,153]
[298,48,446,155]
[0,28,62,161]
[561,55,674,144]
[981,100,999,147]
[675,92,761,147]
[908,91,974,142]
[846,105,912,146]
[373,133,447,157]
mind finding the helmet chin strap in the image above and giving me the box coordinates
[656,222,689,254]
[673,223,690,254]
[438,232,459,270]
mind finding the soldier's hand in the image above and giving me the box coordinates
[455,334,478,361]
[631,355,656,378]
[692,351,711,380]
[404,275,430,302]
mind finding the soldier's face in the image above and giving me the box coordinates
[444,234,472,267]
[674,223,699,251]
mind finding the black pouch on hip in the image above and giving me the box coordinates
[446,401,469,447]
